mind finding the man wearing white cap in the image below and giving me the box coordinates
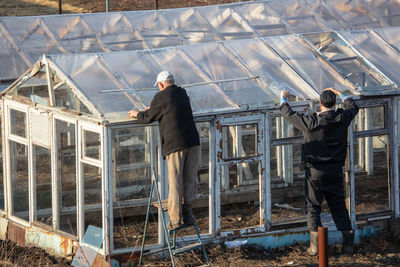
[129,71,200,230]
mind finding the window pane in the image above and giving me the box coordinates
[56,120,77,236]
[13,66,50,106]
[54,82,92,115]
[271,144,308,225]
[84,130,101,160]
[0,113,3,210]
[222,124,258,159]
[83,164,102,231]
[353,106,385,132]
[10,109,26,138]
[220,161,260,231]
[272,116,303,140]
[34,145,52,226]
[10,141,29,220]
[354,135,390,214]
[112,126,153,248]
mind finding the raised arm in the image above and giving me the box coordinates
[129,94,163,124]
[324,88,359,123]
[279,90,316,132]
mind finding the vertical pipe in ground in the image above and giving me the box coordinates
[318,226,328,267]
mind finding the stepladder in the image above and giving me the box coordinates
[139,168,210,267]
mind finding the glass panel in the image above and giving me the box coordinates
[220,161,260,230]
[353,106,385,132]
[272,117,303,140]
[112,126,153,248]
[84,130,101,160]
[54,81,92,115]
[12,66,50,105]
[222,124,258,159]
[304,32,393,91]
[10,141,29,220]
[56,119,77,236]
[265,35,354,94]
[339,30,400,86]
[354,135,389,214]
[10,109,26,138]
[83,164,102,231]
[0,113,3,210]
[34,145,52,226]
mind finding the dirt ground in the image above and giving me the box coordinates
[1,232,400,266]
[0,0,250,17]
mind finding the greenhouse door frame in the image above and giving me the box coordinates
[347,98,397,228]
[4,99,31,226]
[214,112,267,236]
[77,120,107,253]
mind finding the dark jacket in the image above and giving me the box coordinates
[136,84,200,157]
[280,97,359,171]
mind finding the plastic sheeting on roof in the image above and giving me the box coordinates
[42,26,400,122]
[2,0,400,82]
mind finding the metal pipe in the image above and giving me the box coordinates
[318,226,328,267]
[106,0,110,12]
[59,0,62,14]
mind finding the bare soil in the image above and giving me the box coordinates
[1,232,400,266]
[0,0,250,17]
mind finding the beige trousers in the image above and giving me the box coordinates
[166,145,200,224]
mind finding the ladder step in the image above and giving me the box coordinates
[172,242,203,255]
[151,199,168,211]
[142,247,170,256]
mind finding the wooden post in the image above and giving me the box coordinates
[58,0,62,14]
[318,226,328,267]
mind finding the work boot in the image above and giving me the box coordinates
[183,211,194,226]
[307,231,318,256]
[342,230,354,254]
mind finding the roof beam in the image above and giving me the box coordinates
[0,21,32,66]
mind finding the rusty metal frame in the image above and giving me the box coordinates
[215,112,267,236]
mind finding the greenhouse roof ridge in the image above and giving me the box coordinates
[1,0,400,82]
[5,26,400,123]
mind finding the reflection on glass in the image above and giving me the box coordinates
[13,67,50,106]
[83,164,102,231]
[353,106,385,132]
[354,135,389,214]
[112,126,153,248]
[0,113,3,210]
[56,119,77,236]
[84,130,101,160]
[222,124,258,159]
[10,109,26,138]
[34,145,52,226]
[10,141,29,220]
[272,117,303,140]
[54,82,92,115]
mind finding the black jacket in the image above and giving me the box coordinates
[280,98,359,171]
[136,84,200,157]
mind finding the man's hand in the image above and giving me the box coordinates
[281,90,290,99]
[128,109,139,119]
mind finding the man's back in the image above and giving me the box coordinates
[136,84,200,156]
[280,97,359,170]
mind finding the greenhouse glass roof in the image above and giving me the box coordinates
[1,0,400,82]
[6,26,400,123]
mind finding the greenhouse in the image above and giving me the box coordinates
[0,0,400,264]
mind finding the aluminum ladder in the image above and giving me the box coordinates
[139,169,210,267]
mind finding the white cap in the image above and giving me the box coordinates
[154,71,174,86]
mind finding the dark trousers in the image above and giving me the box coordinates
[305,167,352,231]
